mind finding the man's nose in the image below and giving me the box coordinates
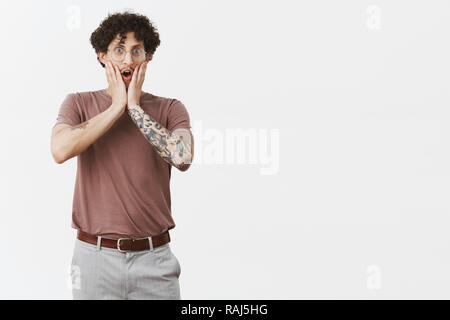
[123,50,133,64]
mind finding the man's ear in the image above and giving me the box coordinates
[98,51,108,65]
[145,54,152,63]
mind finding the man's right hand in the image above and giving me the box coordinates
[105,60,127,114]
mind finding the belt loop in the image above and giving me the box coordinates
[96,236,102,251]
[148,237,154,252]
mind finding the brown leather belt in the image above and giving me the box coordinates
[77,230,170,252]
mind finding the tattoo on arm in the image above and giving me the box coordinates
[127,106,192,169]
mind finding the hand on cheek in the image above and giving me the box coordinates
[127,61,148,108]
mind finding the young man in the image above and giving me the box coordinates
[50,11,194,300]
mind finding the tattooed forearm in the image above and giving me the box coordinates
[70,121,89,130]
[127,105,193,170]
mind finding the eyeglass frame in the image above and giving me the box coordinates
[107,46,148,62]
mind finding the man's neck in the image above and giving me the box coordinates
[104,86,147,97]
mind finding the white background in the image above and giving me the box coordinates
[1,0,449,299]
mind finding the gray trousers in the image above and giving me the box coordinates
[70,237,181,299]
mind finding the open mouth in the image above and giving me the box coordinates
[122,70,133,81]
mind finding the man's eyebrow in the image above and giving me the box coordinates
[114,43,143,48]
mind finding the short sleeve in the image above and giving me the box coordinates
[167,99,191,132]
[53,93,81,128]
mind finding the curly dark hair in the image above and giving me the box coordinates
[90,10,161,68]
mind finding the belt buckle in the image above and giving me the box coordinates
[117,238,133,253]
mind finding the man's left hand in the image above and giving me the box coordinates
[127,61,148,108]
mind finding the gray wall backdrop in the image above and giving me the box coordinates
[0,0,449,299]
